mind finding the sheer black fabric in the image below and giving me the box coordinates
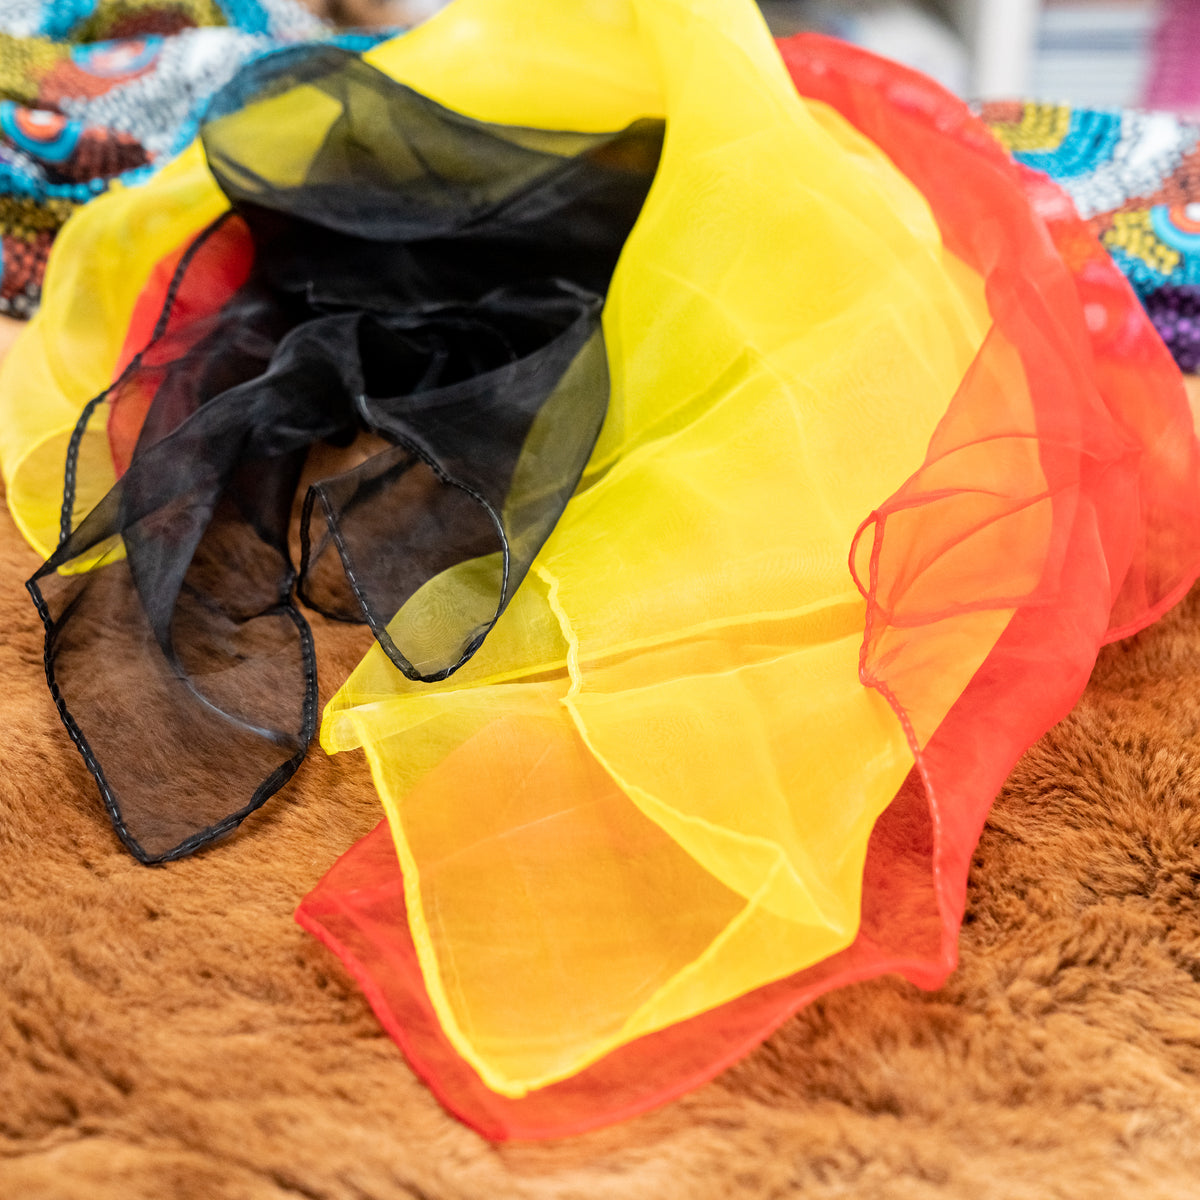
[28,45,663,863]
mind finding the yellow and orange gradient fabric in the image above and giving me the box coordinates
[298,26,1200,1133]
[3,0,1200,1139]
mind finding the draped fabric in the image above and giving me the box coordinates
[8,23,1200,566]
[7,0,1200,1142]
[27,43,663,862]
[0,0,390,560]
[304,0,1011,1100]
[298,28,1200,1133]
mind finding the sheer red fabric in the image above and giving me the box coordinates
[108,214,254,476]
[119,35,1200,1137]
[296,774,942,1140]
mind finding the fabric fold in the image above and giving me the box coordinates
[313,0,1005,1098]
[8,0,1200,1142]
[27,44,662,861]
[300,25,1200,1130]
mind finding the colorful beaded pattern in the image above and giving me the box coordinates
[0,0,325,317]
[983,100,1200,371]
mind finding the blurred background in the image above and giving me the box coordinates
[379,0,1195,111]
[759,0,1188,109]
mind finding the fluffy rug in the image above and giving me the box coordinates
[5,372,1200,1199]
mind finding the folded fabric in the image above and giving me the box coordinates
[299,25,1200,1130]
[0,0,390,554]
[297,3,1200,1103]
[8,0,1200,1140]
[27,43,662,862]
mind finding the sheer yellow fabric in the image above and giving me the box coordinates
[321,0,1012,1095]
[0,144,225,556]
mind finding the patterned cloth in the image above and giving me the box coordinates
[0,0,326,316]
[983,101,1200,373]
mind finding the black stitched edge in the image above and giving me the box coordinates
[27,571,319,864]
[298,425,509,685]
[57,211,238,548]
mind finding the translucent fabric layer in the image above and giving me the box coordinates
[8,0,1200,1137]
[0,0,343,549]
[299,29,1200,1135]
[315,0,1004,1099]
[0,140,225,556]
[83,1,994,1086]
[26,44,663,862]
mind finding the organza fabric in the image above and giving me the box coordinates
[306,0,1030,1100]
[26,43,663,862]
[298,27,1200,1134]
[0,0,392,556]
[8,0,1200,1139]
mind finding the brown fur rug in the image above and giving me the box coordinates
[5,371,1200,1199]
